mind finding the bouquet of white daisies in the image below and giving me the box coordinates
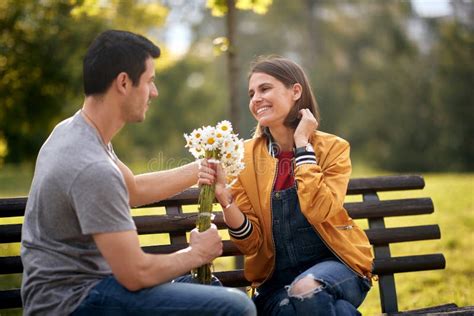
[184,120,245,284]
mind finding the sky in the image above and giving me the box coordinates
[411,0,452,17]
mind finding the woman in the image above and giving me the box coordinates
[203,56,373,315]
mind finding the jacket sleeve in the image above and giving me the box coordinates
[295,139,351,224]
[228,177,263,256]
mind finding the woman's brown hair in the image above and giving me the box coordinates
[249,56,320,138]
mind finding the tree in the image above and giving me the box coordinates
[0,0,167,164]
[0,0,103,163]
[428,17,474,170]
[206,0,273,132]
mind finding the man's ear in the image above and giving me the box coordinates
[292,83,302,101]
[115,72,130,94]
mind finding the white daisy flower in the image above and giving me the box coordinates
[185,120,245,184]
[216,120,233,135]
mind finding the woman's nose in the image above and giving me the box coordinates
[251,94,262,105]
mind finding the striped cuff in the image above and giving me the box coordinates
[228,215,253,240]
[295,151,317,167]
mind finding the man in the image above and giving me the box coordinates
[20,30,255,315]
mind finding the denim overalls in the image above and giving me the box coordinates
[253,186,371,315]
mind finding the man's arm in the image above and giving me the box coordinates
[93,225,222,291]
[116,159,199,207]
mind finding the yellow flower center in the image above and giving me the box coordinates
[207,138,215,145]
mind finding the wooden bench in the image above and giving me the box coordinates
[0,175,450,314]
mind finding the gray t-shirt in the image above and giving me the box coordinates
[21,111,136,315]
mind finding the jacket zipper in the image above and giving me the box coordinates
[310,218,365,278]
[293,161,366,278]
[335,225,353,230]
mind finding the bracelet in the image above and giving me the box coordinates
[222,196,234,209]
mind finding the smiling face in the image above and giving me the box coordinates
[123,57,158,122]
[248,72,300,129]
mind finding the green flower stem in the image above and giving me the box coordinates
[193,150,218,284]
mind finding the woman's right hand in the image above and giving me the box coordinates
[294,108,318,147]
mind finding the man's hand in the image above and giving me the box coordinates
[199,159,227,198]
[197,159,216,186]
[189,224,223,265]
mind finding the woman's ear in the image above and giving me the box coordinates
[292,83,302,101]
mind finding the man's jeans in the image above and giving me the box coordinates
[71,275,256,315]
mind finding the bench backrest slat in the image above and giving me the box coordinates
[0,198,27,217]
[366,225,440,245]
[374,254,445,274]
[0,289,21,310]
[346,198,434,218]
[347,175,424,194]
[0,257,22,274]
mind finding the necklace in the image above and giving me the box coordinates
[81,109,116,162]
[81,109,104,141]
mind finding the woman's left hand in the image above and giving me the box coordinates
[294,108,318,147]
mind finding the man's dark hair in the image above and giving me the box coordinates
[83,30,160,96]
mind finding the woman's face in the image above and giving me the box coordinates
[248,72,299,129]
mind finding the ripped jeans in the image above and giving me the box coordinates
[253,187,371,315]
[253,260,371,315]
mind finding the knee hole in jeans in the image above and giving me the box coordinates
[287,275,324,300]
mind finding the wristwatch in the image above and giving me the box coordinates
[295,142,314,155]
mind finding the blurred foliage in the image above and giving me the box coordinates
[0,0,100,163]
[70,0,168,33]
[0,0,472,171]
[0,0,167,165]
[207,0,273,16]
[190,0,474,171]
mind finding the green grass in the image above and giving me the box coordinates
[357,173,474,314]
[0,164,473,315]
[0,164,33,197]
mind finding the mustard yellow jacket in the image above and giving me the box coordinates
[230,131,374,287]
